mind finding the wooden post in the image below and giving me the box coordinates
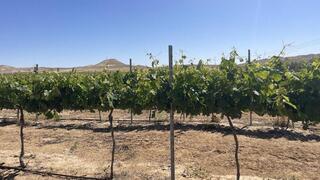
[129,58,132,72]
[34,64,38,74]
[34,65,39,122]
[168,45,175,180]
[35,113,39,122]
[98,110,102,121]
[16,109,20,125]
[130,58,133,125]
[248,49,253,126]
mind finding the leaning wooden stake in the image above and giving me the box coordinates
[19,107,26,168]
[108,109,115,179]
[226,116,240,180]
[168,45,175,180]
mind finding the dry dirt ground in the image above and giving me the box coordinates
[0,110,319,180]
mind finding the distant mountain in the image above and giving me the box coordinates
[0,59,146,73]
[282,53,320,63]
[256,53,320,64]
[76,59,130,71]
[95,59,126,67]
[0,65,16,71]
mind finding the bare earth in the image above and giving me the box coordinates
[0,110,319,180]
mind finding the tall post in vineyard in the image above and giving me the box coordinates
[34,64,39,122]
[129,58,133,125]
[248,49,253,126]
[168,45,175,180]
[129,58,132,72]
[34,64,39,74]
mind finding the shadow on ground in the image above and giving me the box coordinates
[1,118,320,142]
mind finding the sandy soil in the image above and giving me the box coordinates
[0,110,320,180]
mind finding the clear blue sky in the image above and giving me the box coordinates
[1,0,320,67]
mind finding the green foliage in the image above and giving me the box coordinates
[0,53,319,123]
